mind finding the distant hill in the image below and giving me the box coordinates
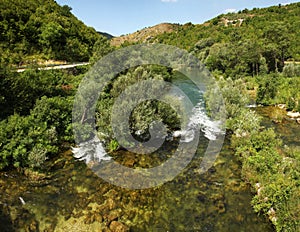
[98,31,114,40]
[151,3,299,54]
[142,2,300,75]
[0,0,101,64]
[110,23,179,46]
[110,3,300,74]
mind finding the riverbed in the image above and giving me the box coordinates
[0,75,280,231]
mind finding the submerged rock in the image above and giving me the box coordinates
[124,158,136,167]
[109,221,129,232]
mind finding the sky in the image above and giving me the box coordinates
[56,0,298,36]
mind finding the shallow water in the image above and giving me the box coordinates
[0,139,274,231]
[255,106,300,147]
[0,75,276,231]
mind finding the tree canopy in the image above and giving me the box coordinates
[149,2,300,75]
[0,0,101,63]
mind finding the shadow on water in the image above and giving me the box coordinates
[0,206,14,232]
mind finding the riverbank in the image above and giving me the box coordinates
[205,77,300,231]
[230,105,300,231]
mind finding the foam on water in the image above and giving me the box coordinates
[72,96,224,163]
[173,101,224,142]
[72,137,111,163]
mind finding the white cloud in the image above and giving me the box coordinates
[223,8,237,14]
[161,0,178,3]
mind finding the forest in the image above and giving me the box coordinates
[0,1,299,231]
[0,0,100,64]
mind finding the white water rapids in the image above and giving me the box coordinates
[72,101,224,163]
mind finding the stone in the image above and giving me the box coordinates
[287,111,300,118]
[109,221,129,232]
[124,158,135,167]
[106,198,116,211]
[277,104,286,109]
[197,192,207,203]
[104,209,122,222]
[216,201,226,214]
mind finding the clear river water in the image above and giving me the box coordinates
[2,75,297,231]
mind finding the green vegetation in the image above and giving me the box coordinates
[0,1,299,231]
[0,0,112,169]
[205,68,300,232]
[0,0,101,64]
[151,3,300,76]
[0,67,84,118]
[256,73,300,111]
[95,65,181,149]
[0,69,79,170]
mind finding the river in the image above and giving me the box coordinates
[0,74,282,231]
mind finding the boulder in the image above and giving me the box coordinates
[277,104,286,109]
[109,221,129,232]
[287,112,300,118]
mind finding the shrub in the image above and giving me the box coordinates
[283,63,300,77]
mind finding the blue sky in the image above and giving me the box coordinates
[56,0,298,36]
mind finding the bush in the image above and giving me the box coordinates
[28,146,48,168]
[0,96,73,170]
[0,114,58,170]
[210,75,300,231]
[256,74,279,105]
[95,65,181,149]
[283,63,300,77]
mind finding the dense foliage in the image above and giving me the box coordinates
[95,65,181,149]
[0,0,114,170]
[0,0,100,63]
[0,1,299,231]
[151,3,300,76]
[256,73,300,111]
[0,67,85,170]
[0,96,73,169]
[0,68,82,118]
[206,78,300,231]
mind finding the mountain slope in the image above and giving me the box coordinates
[112,3,299,76]
[0,0,101,63]
[110,23,179,46]
[150,2,300,74]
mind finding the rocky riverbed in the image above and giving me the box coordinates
[0,138,274,231]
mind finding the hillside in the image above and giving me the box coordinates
[98,31,114,40]
[0,1,299,231]
[0,0,101,64]
[111,3,300,76]
[110,23,179,46]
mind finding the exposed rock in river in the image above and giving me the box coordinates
[287,111,300,118]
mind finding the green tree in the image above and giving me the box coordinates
[89,36,115,65]
[256,74,279,105]
[263,22,291,72]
